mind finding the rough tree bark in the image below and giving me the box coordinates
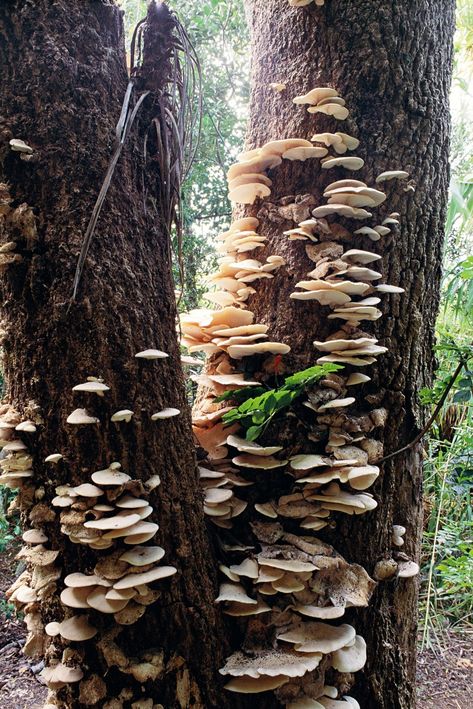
[0,2,241,707]
[237,1,455,707]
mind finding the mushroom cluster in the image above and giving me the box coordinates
[177,78,421,705]
[4,351,180,705]
[199,216,288,313]
[228,139,328,204]
[0,407,35,490]
[216,529,374,703]
[181,306,290,358]
[293,87,349,122]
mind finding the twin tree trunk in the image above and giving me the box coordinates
[0,1,453,709]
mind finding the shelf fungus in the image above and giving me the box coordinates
[227,138,331,204]
[72,379,110,396]
[177,73,410,705]
[66,408,100,425]
[293,88,346,121]
[135,348,169,359]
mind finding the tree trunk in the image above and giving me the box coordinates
[237,0,455,707]
[0,2,237,707]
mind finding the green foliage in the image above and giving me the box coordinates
[0,486,20,552]
[0,598,16,620]
[419,340,473,410]
[221,364,343,440]
[421,423,473,641]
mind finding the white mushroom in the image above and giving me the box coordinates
[135,349,169,359]
[67,408,100,425]
[151,408,181,420]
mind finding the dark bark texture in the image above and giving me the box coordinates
[239,1,455,707]
[0,1,237,707]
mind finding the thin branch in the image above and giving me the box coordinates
[379,354,469,463]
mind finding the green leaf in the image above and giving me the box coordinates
[246,425,264,441]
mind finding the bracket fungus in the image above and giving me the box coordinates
[72,380,110,396]
[135,349,169,359]
[175,70,410,704]
[9,138,34,154]
[67,408,100,425]
[151,407,180,420]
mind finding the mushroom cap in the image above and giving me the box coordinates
[277,622,356,654]
[321,157,364,171]
[375,170,409,182]
[292,604,346,620]
[57,615,97,641]
[3,439,27,452]
[215,583,257,605]
[233,454,288,469]
[227,154,282,181]
[283,146,328,160]
[73,483,103,498]
[291,290,351,306]
[45,453,63,463]
[111,409,134,422]
[331,635,367,673]
[123,521,159,544]
[397,560,420,578]
[65,572,111,588]
[293,87,338,105]
[317,397,355,411]
[258,557,317,573]
[354,226,381,240]
[135,349,169,359]
[229,559,259,579]
[84,513,141,531]
[115,495,149,509]
[228,182,271,205]
[228,173,273,190]
[220,648,322,679]
[60,586,92,609]
[113,566,177,590]
[91,466,131,486]
[103,519,159,541]
[341,249,382,264]
[308,104,349,120]
[227,434,283,457]
[86,587,129,613]
[72,381,110,394]
[376,284,404,294]
[41,663,83,687]
[151,407,181,420]
[260,138,313,155]
[22,529,48,544]
[224,675,290,693]
[67,408,100,425]
[313,338,377,352]
[14,585,37,604]
[312,204,370,219]
[346,373,371,386]
[227,342,290,359]
[9,138,34,154]
[15,420,37,433]
[290,454,327,470]
[119,546,166,566]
